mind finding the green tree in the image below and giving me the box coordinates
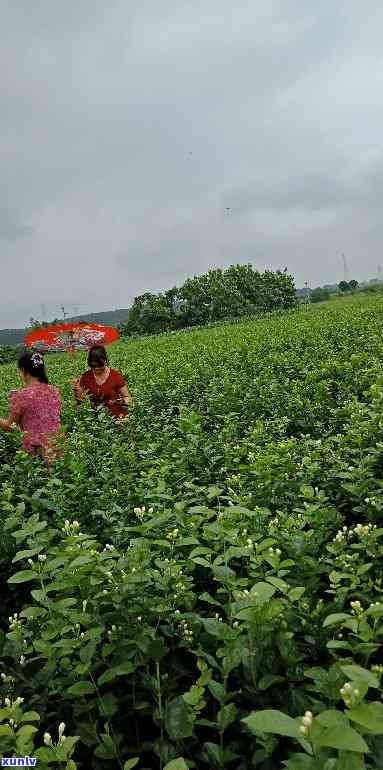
[310,287,330,303]
[121,265,297,336]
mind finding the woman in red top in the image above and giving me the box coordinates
[73,345,132,419]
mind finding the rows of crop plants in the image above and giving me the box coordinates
[0,294,382,769]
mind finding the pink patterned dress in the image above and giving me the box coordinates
[9,383,61,461]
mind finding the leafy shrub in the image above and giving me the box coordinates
[0,294,383,768]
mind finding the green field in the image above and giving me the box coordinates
[1,294,383,769]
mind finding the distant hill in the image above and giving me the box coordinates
[0,309,130,348]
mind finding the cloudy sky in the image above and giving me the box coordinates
[1,0,383,327]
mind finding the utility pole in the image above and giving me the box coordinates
[40,304,46,323]
[61,305,67,320]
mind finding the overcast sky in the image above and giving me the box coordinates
[1,1,383,327]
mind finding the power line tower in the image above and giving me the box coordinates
[61,305,67,320]
[40,304,46,323]
[342,254,349,283]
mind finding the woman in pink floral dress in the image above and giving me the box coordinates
[0,351,61,463]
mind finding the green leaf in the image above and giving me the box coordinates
[258,674,285,691]
[250,581,277,605]
[283,757,317,769]
[12,547,41,563]
[16,723,38,752]
[334,752,366,770]
[199,592,222,606]
[66,681,95,697]
[20,711,41,723]
[208,680,225,704]
[267,576,289,594]
[165,696,193,740]
[79,640,97,665]
[20,606,48,619]
[340,664,379,688]
[98,663,135,686]
[243,709,300,739]
[217,703,237,731]
[145,638,168,660]
[70,554,94,568]
[212,565,235,578]
[8,569,38,584]
[164,760,189,770]
[35,747,56,762]
[323,613,351,627]
[192,557,211,567]
[201,618,234,640]
[94,734,116,760]
[289,587,306,602]
[348,702,383,733]
[313,724,368,753]
[327,640,352,651]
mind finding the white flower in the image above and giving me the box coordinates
[4,697,11,707]
[82,600,87,612]
[38,554,47,562]
[58,722,66,738]
[27,558,33,566]
[19,656,25,666]
[44,732,52,746]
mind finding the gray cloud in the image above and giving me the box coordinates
[1,0,383,327]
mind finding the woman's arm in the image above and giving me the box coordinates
[0,416,14,432]
[118,385,133,407]
[1,392,22,432]
[72,378,86,403]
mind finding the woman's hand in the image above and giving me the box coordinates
[71,378,85,402]
[118,385,133,408]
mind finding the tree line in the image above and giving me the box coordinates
[308,279,359,303]
[119,264,297,336]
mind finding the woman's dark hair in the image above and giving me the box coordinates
[87,345,108,368]
[18,351,49,384]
